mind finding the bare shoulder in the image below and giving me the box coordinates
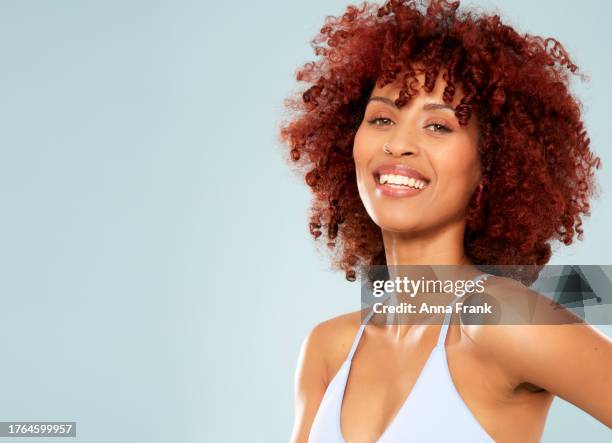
[461,274,589,350]
[459,275,612,395]
[458,275,533,373]
[290,308,368,442]
[460,273,587,339]
[303,308,366,382]
[460,274,612,426]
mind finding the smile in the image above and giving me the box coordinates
[373,164,430,198]
[378,174,427,189]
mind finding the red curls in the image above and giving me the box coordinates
[278,0,601,282]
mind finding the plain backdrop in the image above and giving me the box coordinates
[0,0,610,442]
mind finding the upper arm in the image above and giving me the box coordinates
[480,322,612,427]
[464,278,612,428]
[289,323,330,443]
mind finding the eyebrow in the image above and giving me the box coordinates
[368,96,456,112]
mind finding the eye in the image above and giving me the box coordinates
[367,115,394,127]
[425,122,452,133]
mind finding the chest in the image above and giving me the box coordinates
[337,326,547,442]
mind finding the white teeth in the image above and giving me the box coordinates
[378,173,427,189]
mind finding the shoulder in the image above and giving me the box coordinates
[300,308,366,382]
[460,275,612,426]
[461,273,585,337]
[459,275,612,390]
[290,310,366,443]
[460,274,583,350]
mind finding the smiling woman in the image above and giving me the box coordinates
[278,0,611,442]
[279,0,601,282]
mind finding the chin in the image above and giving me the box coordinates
[368,213,426,233]
[360,193,427,231]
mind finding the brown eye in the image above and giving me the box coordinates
[425,122,452,133]
[367,116,393,127]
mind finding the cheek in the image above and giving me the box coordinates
[431,140,480,196]
[352,127,377,179]
[438,151,475,176]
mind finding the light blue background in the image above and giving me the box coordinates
[0,1,610,442]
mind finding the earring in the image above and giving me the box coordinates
[466,181,485,230]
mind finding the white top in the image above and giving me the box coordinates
[308,273,495,443]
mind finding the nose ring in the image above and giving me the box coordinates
[383,143,393,155]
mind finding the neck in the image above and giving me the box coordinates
[372,219,482,338]
[382,219,469,266]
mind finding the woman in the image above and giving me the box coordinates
[278,1,612,442]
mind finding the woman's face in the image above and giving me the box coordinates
[353,68,481,233]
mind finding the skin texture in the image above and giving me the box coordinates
[289,71,612,443]
[291,279,612,443]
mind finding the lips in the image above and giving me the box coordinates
[373,163,431,198]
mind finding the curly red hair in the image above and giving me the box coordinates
[278,0,601,283]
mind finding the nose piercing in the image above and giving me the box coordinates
[383,143,393,155]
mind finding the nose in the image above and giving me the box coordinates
[380,112,423,157]
[383,141,418,157]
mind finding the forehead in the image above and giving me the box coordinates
[370,65,467,107]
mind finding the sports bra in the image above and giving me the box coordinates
[308,273,495,443]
